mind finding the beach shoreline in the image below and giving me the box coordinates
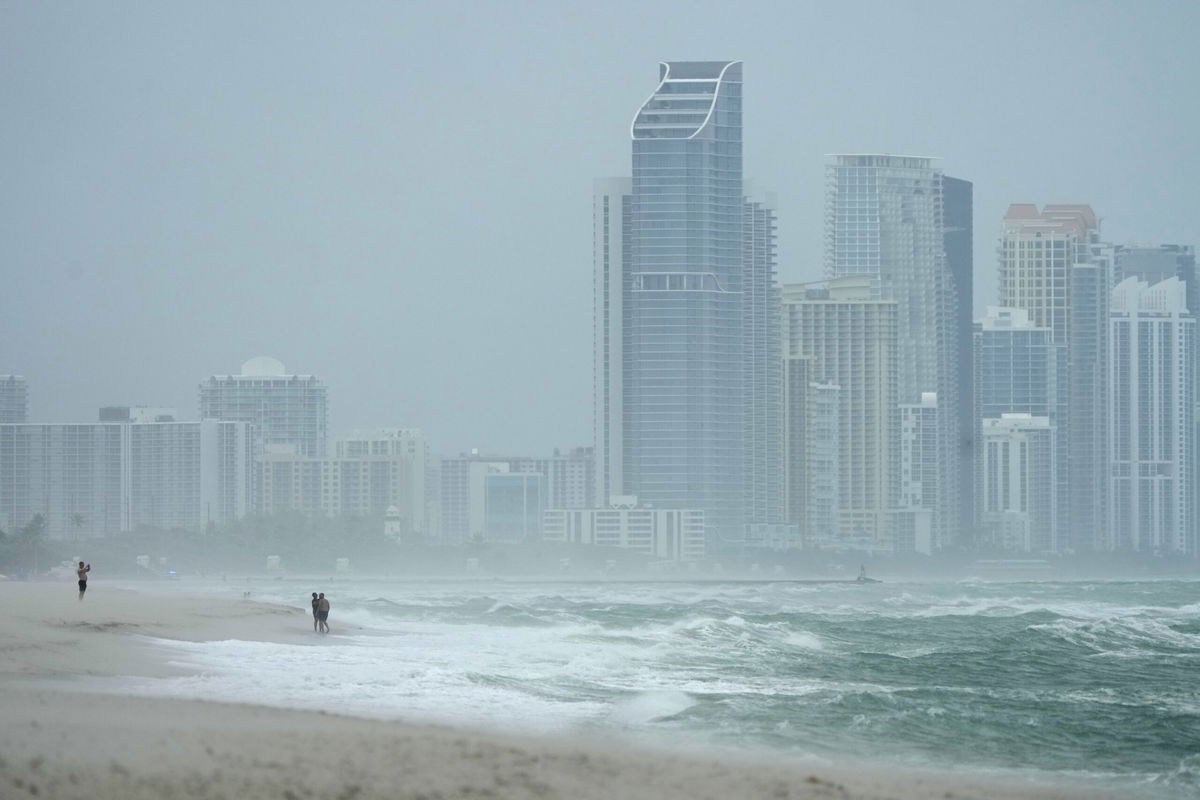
[0,581,1146,799]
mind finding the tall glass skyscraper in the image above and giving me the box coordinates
[825,155,960,549]
[999,204,1111,552]
[594,61,781,544]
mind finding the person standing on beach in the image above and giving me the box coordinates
[76,561,90,600]
[316,592,330,634]
[311,592,320,632]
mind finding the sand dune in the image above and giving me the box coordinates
[0,582,1132,800]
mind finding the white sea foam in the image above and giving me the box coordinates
[608,690,697,724]
[109,577,1199,798]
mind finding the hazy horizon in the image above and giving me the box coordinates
[4,0,1197,455]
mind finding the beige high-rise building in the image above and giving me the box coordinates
[256,428,431,538]
[999,204,1098,345]
[782,276,898,549]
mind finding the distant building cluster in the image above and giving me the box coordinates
[3,60,1197,563]
[591,60,1197,560]
[0,360,598,551]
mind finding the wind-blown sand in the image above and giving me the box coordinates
[0,582,1134,800]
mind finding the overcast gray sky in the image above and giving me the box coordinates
[2,0,1196,455]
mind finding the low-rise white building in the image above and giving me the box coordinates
[542,496,705,562]
[978,414,1057,553]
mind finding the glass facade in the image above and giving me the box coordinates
[483,472,544,544]
[626,61,747,539]
[826,155,958,548]
[974,307,1069,549]
[595,62,782,544]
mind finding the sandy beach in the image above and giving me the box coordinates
[0,582,1138,800]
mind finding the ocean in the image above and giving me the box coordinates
[120,578,1199,797]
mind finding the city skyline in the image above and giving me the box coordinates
[3,2,1197,455]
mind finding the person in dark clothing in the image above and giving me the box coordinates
[311,592,320,632]
[316,593,330,634]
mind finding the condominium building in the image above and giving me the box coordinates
[944,177,975,538]
[513,447,593,511]
[440,449,591,543]
[1107,277,1194,555]
[593,177,632,510]
[256,428,430,536]
[896,393,939,554]
[595,60,783,546]
[999,204,1110,552]
[782,276,898,549]
[0,376,28,424]
[978,414,1057,553]
[974,306,1068,548]
[337,428,431,534]
[999,205,1099,344]
[542,496,706,562]
[199,357,327,457]
[1113,244,1196,317]
[483,471,545,543]
[0,420,252,539]
[1114,245,1199,553]
[743,194,785,528]
[825,154,962,549]
[783,354,839,544]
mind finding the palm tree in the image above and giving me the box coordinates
[70,512,86,541]
[20,514,47,576]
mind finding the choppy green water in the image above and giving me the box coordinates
[146,579,1200,797]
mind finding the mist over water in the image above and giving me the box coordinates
[122,579,1199,797]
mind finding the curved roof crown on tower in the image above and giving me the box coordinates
[631,60,741,141]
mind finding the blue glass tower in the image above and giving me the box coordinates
[626,61,746,538]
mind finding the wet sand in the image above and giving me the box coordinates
[0,582,1133,800]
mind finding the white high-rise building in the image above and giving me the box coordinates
[1107,277,1194,555]
[896,392,939,554]
[978,414,1057,553]
[782,276,898,549]
[0,420,252,539]
[593,178,631,511]
[783,356,839,546]
[199,357,327,457]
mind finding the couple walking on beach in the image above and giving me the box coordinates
[310,592,331,634]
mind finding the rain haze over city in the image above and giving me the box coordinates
[1,3,1198,799]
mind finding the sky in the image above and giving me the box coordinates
[2,0,1197,456]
